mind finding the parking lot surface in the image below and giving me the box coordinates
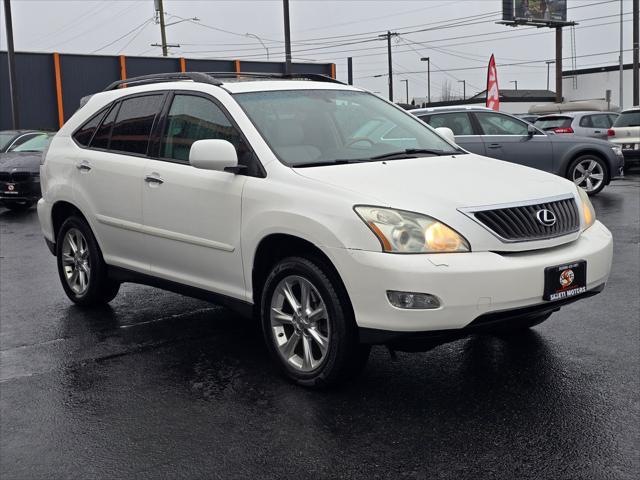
[1,174,638,480]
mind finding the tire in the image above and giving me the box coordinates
[260,256,370,388]
[567,155,608,196]
[4,200,34,212]
[56,215,120,306]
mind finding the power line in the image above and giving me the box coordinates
[91,18,154,54]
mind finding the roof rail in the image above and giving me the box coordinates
[103,72,222,91]
[204,72,345,85]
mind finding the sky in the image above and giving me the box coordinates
[0,0,634,102]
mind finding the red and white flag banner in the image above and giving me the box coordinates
[486,54,500,111]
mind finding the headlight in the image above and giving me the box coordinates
[354,206,470,253]
[577,187,596,230]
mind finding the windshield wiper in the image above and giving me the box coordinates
[293,158,370,168]
[370,148,460,160]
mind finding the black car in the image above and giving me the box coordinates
[0,130,44,153]
[0,132,54,211]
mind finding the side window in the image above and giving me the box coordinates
[579,115,593,128]
[423,112,473,135]
[74,108,108,147]
[607,114,619,126]
[110,95,164,155]
[475,112,528,135]
[591,114,612,129]
[160,94,253,166]
[90,105,119,150]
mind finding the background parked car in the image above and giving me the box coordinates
[411,106,624,195]
[0,130,45,153]
[607,107,640,169]
[0,132,54,211]
[514,114,539,124]
[534,111,619,140]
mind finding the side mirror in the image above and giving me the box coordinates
[527,124,537,137]
[189,139,238,172]
[435,127,456,144]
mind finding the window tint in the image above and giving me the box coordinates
[161,94,248,163]
[476,112,528,135]
[91,105,119,150]
[421,112,473,135]
[607,114,619,125]
[74,109,107,146]
[110,95,164,155]
[534,116,573,130]
[579,115,592,128]
[590,114,613,129]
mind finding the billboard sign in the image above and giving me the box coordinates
[502,0,567,25]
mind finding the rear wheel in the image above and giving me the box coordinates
[3,200,34,212]
[568,155,608,195]
[56,216,120,306]
[260,256,370,388]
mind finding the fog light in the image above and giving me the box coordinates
[386,290,440,309]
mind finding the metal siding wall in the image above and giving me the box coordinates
[60,54,120,123]
[125,57,181,77]
[0,52,58,130]
[0,52,334,131]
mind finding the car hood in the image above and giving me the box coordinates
[0,151,42,172]
[293,153,577,212]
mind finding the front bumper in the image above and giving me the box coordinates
[0,176,41,203]
[328,220,612,333]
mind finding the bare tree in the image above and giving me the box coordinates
[440,79,453,101]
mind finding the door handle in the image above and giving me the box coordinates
[487,143,502,149]
[76,162,91,172]
[144,174,164,185]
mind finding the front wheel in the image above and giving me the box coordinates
[56,216,120,306]
[260,256,370,388]
[568,155,608,196]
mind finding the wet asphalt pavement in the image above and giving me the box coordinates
[1,175,638,480]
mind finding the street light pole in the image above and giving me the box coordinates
[458,79,466,100]
[245,33,269,60]
[619,0,624,109]
[3,0,19,128]
[401,79,409,103]
[420,57,430,104]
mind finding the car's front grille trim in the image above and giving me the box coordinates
[459,195,581,243]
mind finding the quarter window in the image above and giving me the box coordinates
[110,95,164,155]
[74,109,108,146]
[475,112,529,135]
[160,94,248,163]
[90,105,119,150]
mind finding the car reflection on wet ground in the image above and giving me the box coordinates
[1,173,638,479]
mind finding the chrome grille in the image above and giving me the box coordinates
[466,197,580,242]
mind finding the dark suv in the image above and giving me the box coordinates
[411,107,625,195]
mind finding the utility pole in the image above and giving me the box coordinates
[347,57,353,85]
[3,0,19,128]
[401,79,409,103]
[545,60,555,90]
[510,80,518,90]
[634,0,639,106]
[283,0,292,74]
[555,27,562,103]
[458,79,466,100]
[379,31,397,102]
[154,0,168,56]
[619,0,624,109]
[420,57,430,104]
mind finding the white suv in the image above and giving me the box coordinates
[38,72,613,387]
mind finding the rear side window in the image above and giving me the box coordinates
[420,112,473,135]
[91,105,119,150]
[534,116,572,131]
[74,109,108,146]
[110,95,164,155]
[580,114,612,129]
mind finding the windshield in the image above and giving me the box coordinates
[9,133,52,152]
[0,132,17,151]
[613,111,640,127]
[534,116,572,130]
[234,89,461,167]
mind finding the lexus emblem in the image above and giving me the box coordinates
[535,209,556,227]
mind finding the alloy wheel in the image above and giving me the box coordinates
[270,275,331,372]
[61,228,91,295]
[572,159,604,193]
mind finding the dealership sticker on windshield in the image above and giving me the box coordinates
[543,260,587,301]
